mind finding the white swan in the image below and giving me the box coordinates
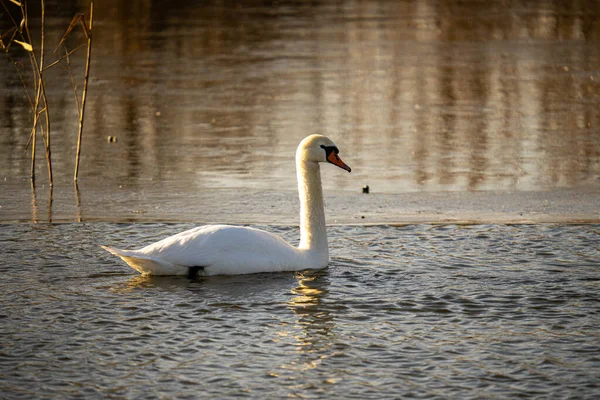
[102,134,351,276]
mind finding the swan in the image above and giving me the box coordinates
[101,134,351,277]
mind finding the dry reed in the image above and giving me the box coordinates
[1,0,94,185]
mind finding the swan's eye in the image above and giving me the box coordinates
[320,145,339,156]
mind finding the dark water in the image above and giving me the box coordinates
[1,223,599,398]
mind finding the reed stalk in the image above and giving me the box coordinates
[73,1,93,182]
[2,0,93,186]
[5,0,53,185]
[39,0,53,186]
[64,47,80,113]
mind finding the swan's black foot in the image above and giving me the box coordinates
[188,266,204,279]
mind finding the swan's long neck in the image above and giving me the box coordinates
[296,157,328,256]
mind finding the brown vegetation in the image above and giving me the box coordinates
[1,0,94,185]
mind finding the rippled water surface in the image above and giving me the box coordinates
[1,0,599,397]
[1,223,599,398]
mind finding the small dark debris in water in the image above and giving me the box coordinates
[107,136,119,143]
[361,215,365,219]
[362,185,369,194]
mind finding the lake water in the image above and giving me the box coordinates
[1,223,599,398]
[1,0,599,203]
[1,0,600,398]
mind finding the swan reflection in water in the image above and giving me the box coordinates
[278,270,339,379]
[115,272,297,297]
[288,270,334,342]
[113,269,339,384]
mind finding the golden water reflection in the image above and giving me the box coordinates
[282,271,336,376]
[1,0,599,194]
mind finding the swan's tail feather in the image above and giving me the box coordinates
[100,245,129,258]
[100,245,187,276]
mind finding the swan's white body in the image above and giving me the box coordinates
[102,135,351,276]
[103,224,323,276]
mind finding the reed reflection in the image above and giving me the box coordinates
[74,182,82,222]
[47,185,53,223]
[29,182,53,223]
[30,181,38,223]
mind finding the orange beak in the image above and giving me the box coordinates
[327,152,352,172]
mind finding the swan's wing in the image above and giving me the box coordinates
[103,225,305,276]
[138,225,302,274]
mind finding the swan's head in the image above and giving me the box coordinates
[297,134,351,172]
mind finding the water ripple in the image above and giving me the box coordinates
[0,223,599,398]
